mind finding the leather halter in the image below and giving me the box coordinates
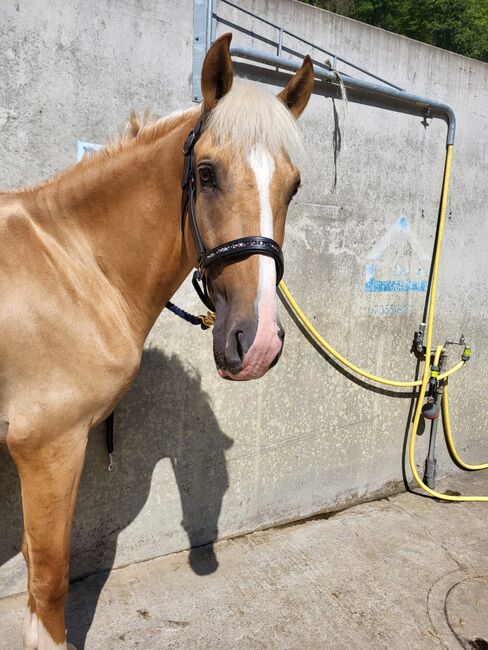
[181,114,284,312]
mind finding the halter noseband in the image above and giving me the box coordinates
[181,115,284,312]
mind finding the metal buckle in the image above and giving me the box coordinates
[199,312,216,329]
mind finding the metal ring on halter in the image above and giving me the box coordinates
[180,114,285,312]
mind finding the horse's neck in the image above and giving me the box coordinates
[28,115,196,339]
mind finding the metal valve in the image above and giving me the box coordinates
[412,322,426,355]
[422,364,440,420]
[422,396,439,420]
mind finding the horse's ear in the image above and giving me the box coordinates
[277,55,314,119]
[201,33,234,112]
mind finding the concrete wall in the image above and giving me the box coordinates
[1,0,487,598]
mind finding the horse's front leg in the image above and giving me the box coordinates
[22,531,39,648]
[8,424,88,650]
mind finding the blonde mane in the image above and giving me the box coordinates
[207,82,302,156]
[14,81,305,194]
[7,82,304,196]
[116,106,199,149]
[115,81,303,158]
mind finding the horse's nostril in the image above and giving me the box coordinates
[235,330,245,361]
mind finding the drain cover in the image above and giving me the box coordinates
[445,576,488,648]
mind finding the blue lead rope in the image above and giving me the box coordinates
[165,301,215,330]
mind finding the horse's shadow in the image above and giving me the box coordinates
[0,347,233,649]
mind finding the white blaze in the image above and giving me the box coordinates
[247,146,276,314]
[236,146,281,379]
[247,146,275,236]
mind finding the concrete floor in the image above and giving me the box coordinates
[1,474,488,650]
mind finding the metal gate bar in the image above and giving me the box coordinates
[219,0,403,91]
[193,0,456,144]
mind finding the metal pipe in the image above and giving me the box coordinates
[424,394,441,488]
[277,28,283,58]
[230,46,456,145]
[423,347,447,488]
[206,0,216,47]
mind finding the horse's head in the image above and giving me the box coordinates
[187,34,314,381]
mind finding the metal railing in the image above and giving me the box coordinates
[192,0,455,144]
[219,0,403,91]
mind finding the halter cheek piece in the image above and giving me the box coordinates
[181,115,284,312]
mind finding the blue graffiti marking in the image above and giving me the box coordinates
[398,215,408,231]
[76,140,104,161]
[365,215,429,294]
[365,263,427,292]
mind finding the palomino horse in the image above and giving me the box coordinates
[1,33,313,649]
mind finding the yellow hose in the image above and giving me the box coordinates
[443,383,488,470]
[407,146,488,501]
[279,281,465,387]
[281,143,488,501]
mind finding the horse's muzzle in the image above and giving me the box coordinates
[214,318,285,381]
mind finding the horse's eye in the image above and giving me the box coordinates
[199,166,215,186]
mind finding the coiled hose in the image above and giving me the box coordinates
[280,144,488,501]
